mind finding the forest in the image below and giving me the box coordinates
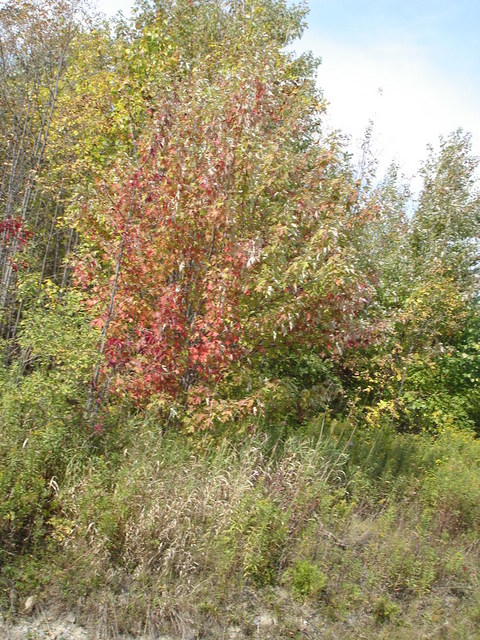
[1,0,480,638]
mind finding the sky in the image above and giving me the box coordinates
[96,0,480,182]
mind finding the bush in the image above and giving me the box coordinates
[287,559,327,599]
[421,428,480,533]
[222,491,288,587]
[0,286,99,557]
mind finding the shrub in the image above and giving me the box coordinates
[287,559,327,600]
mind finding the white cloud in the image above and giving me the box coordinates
[94,2,480,187]
[96,0,132,17]
[298,33,480,181]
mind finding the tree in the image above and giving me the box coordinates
[75,0,376,417]
[0,0,107,347]
[412,130,480,292]
[351,132,480,432]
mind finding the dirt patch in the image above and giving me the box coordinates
[0,612,177,640]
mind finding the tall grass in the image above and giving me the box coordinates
[2,405,480,638]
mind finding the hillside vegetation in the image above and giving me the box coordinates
[0,1,479,638]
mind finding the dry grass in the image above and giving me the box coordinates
[2,425,480,638]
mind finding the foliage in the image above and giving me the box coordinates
[348,133,480,434]
[73,0,376,410]
[2,425,480,637]
[0,283,99,557]
[286,559,327,599]
[0,0,107,345]
[1,0,480,637]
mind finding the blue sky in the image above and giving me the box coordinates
[97,0,480,180]
[306,0,479,87]
[299,0,480,179]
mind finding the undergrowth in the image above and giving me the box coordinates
[1,402,480,638]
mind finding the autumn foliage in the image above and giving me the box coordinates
[3,3,480,633]
[1,0,478,431]
[73,0,379,407]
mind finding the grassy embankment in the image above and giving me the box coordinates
[1,395,480,639]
